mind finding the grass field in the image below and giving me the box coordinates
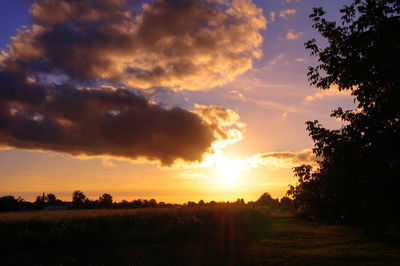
[1,206,399,265]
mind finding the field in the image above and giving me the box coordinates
[1,206,400,265]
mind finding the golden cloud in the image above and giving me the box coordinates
[304,85,352,102]
[286,29,301,40]
[194,104,245,149]
[2,0,266,91]
[243,149,316,169]
[279,9,296,20]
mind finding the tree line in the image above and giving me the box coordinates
[0,191,293,212]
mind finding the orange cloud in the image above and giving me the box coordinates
[244,149,316,169]
[304,85,352,102]
[194,104,245,149]
[3,0,266,91]
[229,89,246,102]
[269,11,276,22]
[102,159,117,167]
[286,29,301,40]
[173,171,208,179]
[279,9,296,20]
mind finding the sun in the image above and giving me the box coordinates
[217,157,241,187]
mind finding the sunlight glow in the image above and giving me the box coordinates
[217,157,242,187]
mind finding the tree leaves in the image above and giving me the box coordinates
[289,0,400,229]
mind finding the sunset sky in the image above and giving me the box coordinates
[0,0,356,203]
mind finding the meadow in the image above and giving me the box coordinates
[1,206,400,265]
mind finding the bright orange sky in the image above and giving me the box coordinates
[0,0,356,203]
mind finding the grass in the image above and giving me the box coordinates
[0,206,399,265]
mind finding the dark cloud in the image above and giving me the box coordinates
[0,0,261,165]
[0,73,215,165]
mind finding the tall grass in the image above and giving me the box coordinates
[2,206,400,265]
[0,206,271,247]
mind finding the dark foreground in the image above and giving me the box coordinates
[1,206,399,265]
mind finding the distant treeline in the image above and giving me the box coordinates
[0,191,293,212]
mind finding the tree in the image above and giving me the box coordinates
[34,194,45,210]
[279,196,293,209]
[131,199,143,208]
[235,198,245,205]
[187,201,196,207]
[0,195,22,212]
[149,199,157,208]
[72,190,86,209]
[46,193,57,205]
[98,193,113,208]
[289,0,400,228]
[256,192,278,207]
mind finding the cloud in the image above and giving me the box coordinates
[304,85,352,102]
[228,89,246,102]
[268,53,284,65]
[102,159,117,167]
[0,0,255,166]
[199,149,315,172]
[173,171,207,179]
[283,0,300,3]
[279,9,296,19]
[246,96,307,115]
[169,148,314,177]
[0,78,219,165]
[194,104,245,149]
[269,11,276,22]
[2,0,266,91]
[286,29,301,40]
[261,149,315,164]
[244,149,316,169]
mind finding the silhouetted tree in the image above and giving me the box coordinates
[118,200,130,209]
[256,192,278,207]
[85,198,99,209]
[280,196,293,209]
[34,195,45,210]
[0,195,23,212]
[187,201,196,207]
[289,0,400,228]
[131,199,143,208]
[142,199,150,208]
[149,199,157,208]
[46,193,57,205]
[72,190,86,209]
[235,198,245,205]
[98,193,113,208]
[207,201,217,207]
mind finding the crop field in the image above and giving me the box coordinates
[1,206,399,265]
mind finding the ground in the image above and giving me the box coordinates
[0,207,399,265]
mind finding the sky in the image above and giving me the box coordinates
[0,0,356,203]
